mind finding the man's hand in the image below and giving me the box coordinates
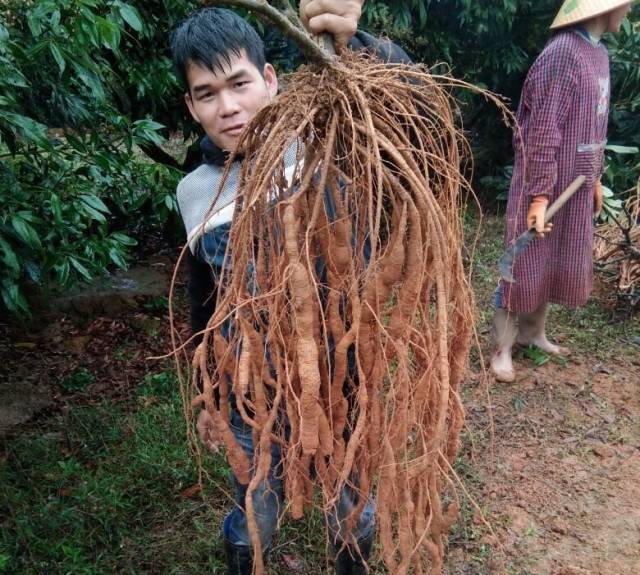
[299,0,363,49]
[196,409,222,454]
[527,195,553,238]
[594,179,604,217]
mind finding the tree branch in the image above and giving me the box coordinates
[271,0,303,28]
[204,0,333,65]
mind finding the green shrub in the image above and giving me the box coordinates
[0,1,187,316]
[1,0,637,315]
[361,1,640,199]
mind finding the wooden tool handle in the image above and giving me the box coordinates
[545,175,587,223]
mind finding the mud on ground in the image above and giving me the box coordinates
[446,215,640,575]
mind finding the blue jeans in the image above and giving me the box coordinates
[223,410,375,549]
[494,283,505,309]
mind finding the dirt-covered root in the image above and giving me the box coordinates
[184,51,476,574]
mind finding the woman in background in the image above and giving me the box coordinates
[491,0,635,382]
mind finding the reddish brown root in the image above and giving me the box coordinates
[173,51,483,574]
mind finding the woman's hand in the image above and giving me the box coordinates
[527,195,553,238]
[196,409,221,454]
[594,179,604,217]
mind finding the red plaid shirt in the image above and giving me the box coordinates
[501,29,610,313]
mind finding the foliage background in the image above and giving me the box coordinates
[361,0,640,197]
[1,0,638,315]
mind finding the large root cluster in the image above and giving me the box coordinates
[188,51,475,573]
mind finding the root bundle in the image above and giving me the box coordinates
[178,23,480,573]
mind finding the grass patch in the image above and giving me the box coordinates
[0,363,366,574]
[60,368,95,393]
[0,371,230,575]
[552,301,639,359]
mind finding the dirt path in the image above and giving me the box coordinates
[449,355,640,575]
[446,215,640,575]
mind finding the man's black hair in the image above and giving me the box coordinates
[171,7,266,91]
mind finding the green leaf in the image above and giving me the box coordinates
[111,232,137,246]
[94,153,112,171]
[0,23,9,42]
[66,134,87,153]
[1,279,31,317]
[522,345,550,366]
[11,215,41,249]
[16,210,40,224]
[71,63,105,99]
[109,247,127,268]
[80,194,109,214]
[0,235,20,273]
[49,44,65,74]
[79,203,107,223]
[133,118,165,145]
[27,12,43,37]
[88,165,107,183]
[119,4,143,32]
[621,18,631,36]
[79,18,101,49]
[50,194,63,224]
[55,260,70,286]
[96,16,121,51]
[164,194,177,211]
[69,257,92,281]
[605,145,639,155]
[1,112,50,147]
[134,118,165,132]
[1,68,29,89]
[50,10,61,32]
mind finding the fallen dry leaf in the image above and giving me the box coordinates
[180,484,202,499]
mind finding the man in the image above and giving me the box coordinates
[491,0,634,383]
[170,3,410,572]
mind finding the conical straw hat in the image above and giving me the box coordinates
[550,0,631,29]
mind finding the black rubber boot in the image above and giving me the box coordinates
[224,539,272,575]
[224,539,253,575]
[333,532,374,575]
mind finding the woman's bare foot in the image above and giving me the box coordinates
[517,335,570,356]
[491,350,516,383]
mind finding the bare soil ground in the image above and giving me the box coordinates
[448,354,640,575]
[445,215,640,575]
[1,214,638,574]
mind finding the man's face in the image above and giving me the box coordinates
[185,50,278,151]
[606,3,633,33]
